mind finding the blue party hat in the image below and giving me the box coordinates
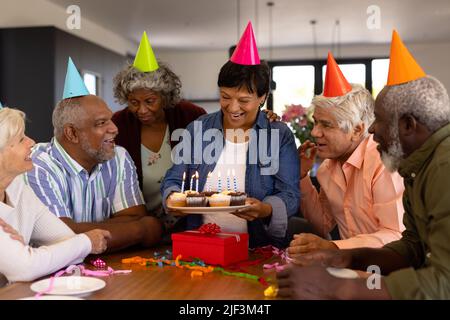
[63,57,90,99]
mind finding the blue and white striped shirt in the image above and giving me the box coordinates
[24,138,144,223]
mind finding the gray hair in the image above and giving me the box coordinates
[113,61,181,108]
[382,75,450,132]
[52,98,87,138]
[0,107,26,150]
[311,84,375,137]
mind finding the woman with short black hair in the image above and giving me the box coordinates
[161,23,299,248]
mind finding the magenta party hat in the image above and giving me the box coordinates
[230,21,260,65]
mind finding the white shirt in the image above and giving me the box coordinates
[203,139,248,233]
[141,127,173,211]
[0,176,91,286]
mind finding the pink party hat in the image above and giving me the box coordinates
[230,21,260,65]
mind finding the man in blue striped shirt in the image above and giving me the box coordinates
[25,95,162,252]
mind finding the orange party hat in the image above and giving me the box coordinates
[387,30,426,86]
[323,52,352,97]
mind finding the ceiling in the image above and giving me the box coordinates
[48,0,450,50]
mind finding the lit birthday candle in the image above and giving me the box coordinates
[217,171,222,192]
[181,172,186,193]
[195,171,199,192]
[227,169,231,191]
[232,169,237,192]
[206,171,212,192]
[190,173,195,191]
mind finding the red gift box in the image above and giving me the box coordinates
[171,230,249,266]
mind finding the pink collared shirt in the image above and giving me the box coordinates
[300,135,405,249]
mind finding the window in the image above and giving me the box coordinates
[322,63,366,87]
[272,65,315,117]
[83,71,101,96]
[269,57,388,112]
[371,58,389,98]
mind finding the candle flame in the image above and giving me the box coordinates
[182,172,186,180]
[195,171,199,178]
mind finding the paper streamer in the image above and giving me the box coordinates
[34,263,131,298]
[122,254,269,287]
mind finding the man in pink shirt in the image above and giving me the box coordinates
[288,53,405,257]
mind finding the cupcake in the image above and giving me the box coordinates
[200,191,217,206]
[200,191,217,198]
[167,192,187,207]
[208,193,231,207]
[229,192,247,206]
[186,192,208,207]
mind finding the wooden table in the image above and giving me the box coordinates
[0,246,279,300]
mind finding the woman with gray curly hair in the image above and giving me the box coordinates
[112,61,206,237]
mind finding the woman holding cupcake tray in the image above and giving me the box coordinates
[161,22,299,248]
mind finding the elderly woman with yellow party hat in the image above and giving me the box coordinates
[0,105,110,287]
[111,32,207,239]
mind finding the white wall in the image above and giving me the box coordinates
[0,0,135,56]
[157,49,228,102]
[158,41,450,113]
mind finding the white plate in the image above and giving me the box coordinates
[30,276,106,296]
[19,295,84,300]
[167,204,250,214]
[326,267,359,279]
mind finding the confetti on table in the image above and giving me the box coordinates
[91,258,107,269]
[190,270,204,278]
[263,262,286,272]
[264,285,278,298]
[120,244,294,298]
[122,254,269,287]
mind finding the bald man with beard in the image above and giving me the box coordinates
[26,95,162,252]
